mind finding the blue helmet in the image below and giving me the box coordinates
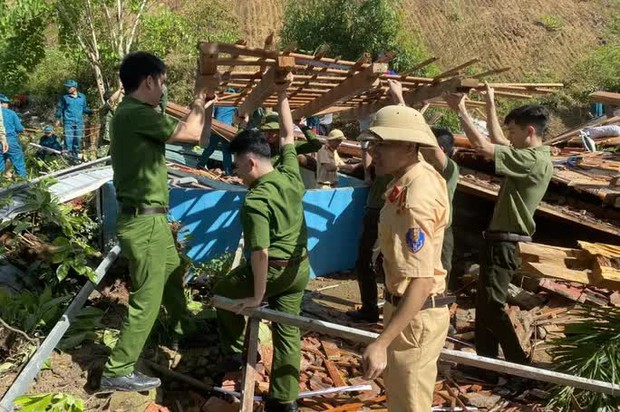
[64,79,78,88]
[43,125,54,133]
[0,94,9,103]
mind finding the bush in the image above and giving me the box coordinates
[281,0,436,75]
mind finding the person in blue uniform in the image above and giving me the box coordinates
[196,88,236,175]
[38,125,63,158]
[0,94,26,178]
[55,79,92,156]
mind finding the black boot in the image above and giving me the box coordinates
[99,371,161,392]
[346,307,379,322]
[264,399,299,412]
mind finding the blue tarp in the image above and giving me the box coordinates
[102,178,368,277]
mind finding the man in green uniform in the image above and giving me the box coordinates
[99,51,215,392]
[446,84,553,365]
[214,83,308,412]
[260,113,322,167]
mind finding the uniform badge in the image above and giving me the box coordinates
[406,227,425,254]
[387,185,403,203]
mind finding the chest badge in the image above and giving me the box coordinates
[387,185,403,203]
[406,227,426,254]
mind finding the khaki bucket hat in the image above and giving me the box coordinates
[359,105,438,148]
[327,129,345,141]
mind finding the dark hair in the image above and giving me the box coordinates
[230,129,271,159]
[119,52,166,94]
[431,127,455,157]
[504,105,549,136]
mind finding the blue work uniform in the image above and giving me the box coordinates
[56,92,92,155]
[0,107,26,178]
[38,134,63,158]
[197,106,236,175]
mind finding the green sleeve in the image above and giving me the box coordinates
[494,145,537,179]
[442,158,459,203]
[136,107,178,142]
[295,126,322,154]
[278,144,303,185]
[241,199,271,251]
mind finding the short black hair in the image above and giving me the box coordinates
[119,52,166,94]
[230,129,271,159]
[504,105,550,136]
[431,127,455,156]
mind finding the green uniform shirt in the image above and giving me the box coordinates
[110,96,178,207]
[242,144,308,260]
[489,145,553,236]
[366,174,392,210]
[271,126,322,167]
[441,158,459,227]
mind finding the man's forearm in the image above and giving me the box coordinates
[168,97,208,144]
[458,107,492,151]
[250,249,269,301]
[375,277,434,347]
[278,90,295,146]
[486,99,511,146]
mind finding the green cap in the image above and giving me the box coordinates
[260,113,280,131]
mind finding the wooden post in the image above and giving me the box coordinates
[236,56,295,117]
[291,63,387,119]
[240,317,260,412]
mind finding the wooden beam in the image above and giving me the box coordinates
[590,91,620,106]
[399,56,439,76]
[240,318,260,412]
[433,58,480,81]
[291,63,387,118]
[236,56,295,118]
[404,77,479,105]
[213,295,620,395]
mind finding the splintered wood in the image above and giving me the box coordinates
[196,40,562,120]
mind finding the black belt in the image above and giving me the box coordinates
[120,204,169,216]
[483,231,532,243]
[268,255,307,268]
[384,291,455,309]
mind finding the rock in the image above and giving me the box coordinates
[108,389,157,412]
[610,291,620,307]
[202,396,238,412]
[462,392,501,409]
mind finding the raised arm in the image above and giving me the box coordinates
[445,93,495,159]
[276,82,294,147]
[168,72,217,144]
[483,83,511,146]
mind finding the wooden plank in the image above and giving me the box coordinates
[589,91,620,106]
[405,77,479,105]
[321,339,341,360]
[213,295,620,396]
[399,57,439,76]
[199,42,219,75]
[236,56,295,118]
[291,63,387,118]
[240,317,260,412]
[324,359,347,387]
[433,58,480,81]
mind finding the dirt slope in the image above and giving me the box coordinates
[229,0,617,82]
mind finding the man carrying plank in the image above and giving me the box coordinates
[213,81,309,412]
[260,112,322,167]
[360,105,452,411]
[445,85,553,366]
[99,52,215,392]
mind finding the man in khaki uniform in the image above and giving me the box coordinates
[316,128,346,188]
[360,105,453,411]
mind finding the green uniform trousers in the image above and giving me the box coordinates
[475,239,528,364]
[213,258,310,403]
[103,213,189,377]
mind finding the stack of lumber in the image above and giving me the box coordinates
[519,241,620,291]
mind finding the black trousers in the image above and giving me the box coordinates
[475,239,528,364]
[355,208,383,313]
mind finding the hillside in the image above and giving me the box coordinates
[229,0,617,83]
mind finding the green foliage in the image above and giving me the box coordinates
[14,392,84,412]
[539,14,565,32]
[137,2,240,103]
[548,306,620,411]
[0,287,70,336]
[281,0,436,75]
[0,0,50,93]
